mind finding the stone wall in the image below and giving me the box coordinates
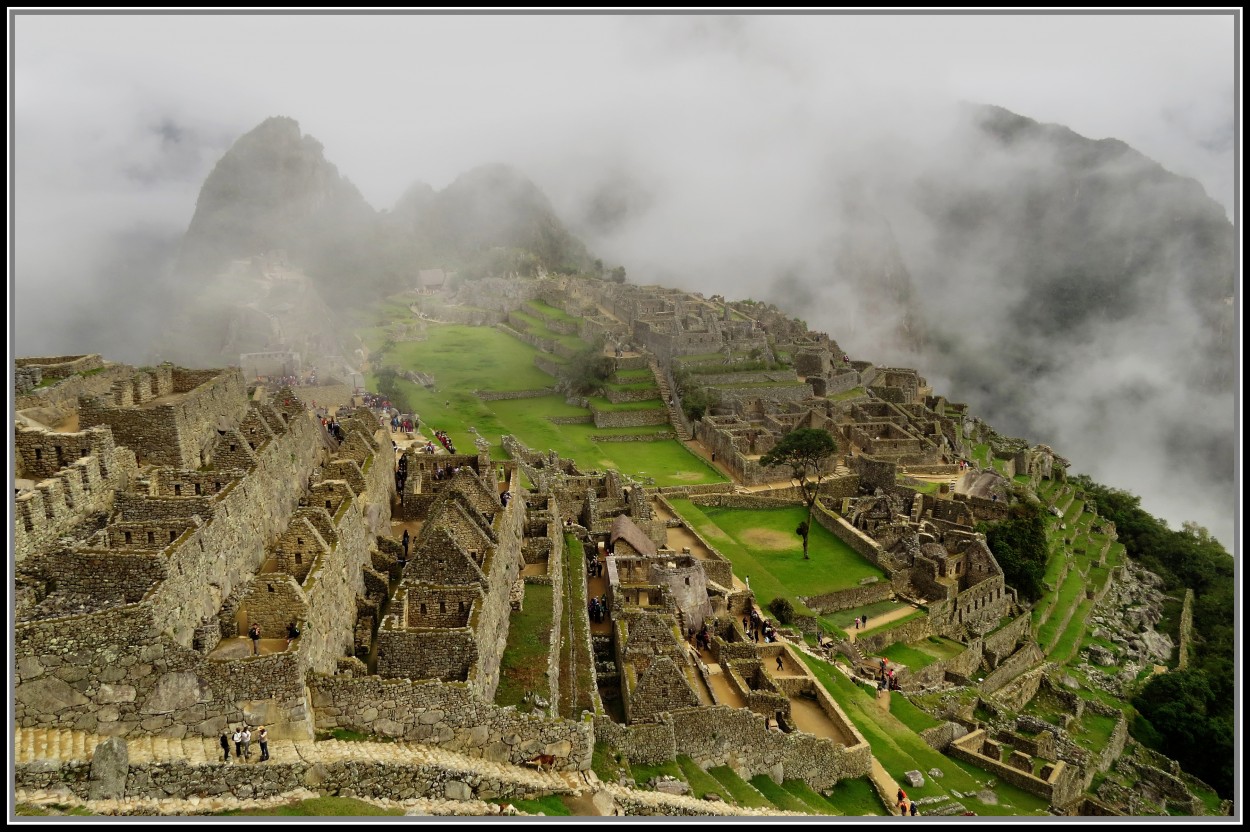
[982,612,1033,667]
[15,599,312,741]
[800,581,893,616]
[14,427,138,563]
[15,361,132,413]
[475,388,556,401]
[79,369,250,470]
[948,729,1081,807]
[980,643,1045,695]
[811,503,886,567]
[854,615,935,655]
[591,406,670,429]
[309,676,594,771]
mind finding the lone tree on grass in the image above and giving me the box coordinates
[759,427,839,560]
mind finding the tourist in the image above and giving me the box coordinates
[257,726,269,762]
[220,731,231,762]
[241,725,252,759]
[776,653,784,671]
[233,727,244,759]
[855,617,860,630]
[909,803,919,816]
[286,621,300,649]
[248,623,261,656]
[402,529,410,560]
[897,788,907,810]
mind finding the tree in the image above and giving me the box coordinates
[607,265,627,283]
[759,428,838,560]
[563,340,613,396]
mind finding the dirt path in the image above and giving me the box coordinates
[587,573,611,635]
[869,758,904,816]
[846,604,920,643]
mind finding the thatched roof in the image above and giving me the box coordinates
[610,514,656,557]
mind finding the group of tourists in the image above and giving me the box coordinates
[896,788,920,816]
[432,463,463,481]
[391,414,417,434]
[396,453,409,493]
[589,594,609,623]
[692,624,711,652]
[220,725,269,762]
[742,609,775,643]
[586,549,604,578]
[257,371,315,388]
[434,430,456,454]
[877,657,899,692]
[501,490,511,508]
[358,392,391,411]
[853,614,869,630]
[245,621,301,657]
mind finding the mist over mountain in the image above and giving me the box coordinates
[42,102,1236,548]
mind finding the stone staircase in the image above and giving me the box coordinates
[15,727,580,794]
[649,361,693,441]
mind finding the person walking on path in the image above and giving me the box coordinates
[257,726,269,762]
[286,621,301,649]
[241,726,252,760]
[220,732,231,762]
[248,623,261,656]
[776,653,784,671]
[897,788,908,812]
[232,727,244,760]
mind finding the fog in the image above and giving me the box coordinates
[11,13,1238,548]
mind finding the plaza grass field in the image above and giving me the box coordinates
[666,499,885,614]
[367,325,725,487]
[495,583,553,710]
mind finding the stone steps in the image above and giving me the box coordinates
[15,728,577,796]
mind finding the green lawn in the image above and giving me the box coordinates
[495,583,554,710]
[630,758,686,788]
[591,741,632,784]
[502,795,573,816]
[889,694,943,733]
[525,298,578,323]
[707,766,774,808]
[667,501,885,616]
[749,775,814,813]
[678,755,737,802]
[828,387,868,403]
[588,396,665,412]
[558,533,595,718]
[366,323,725,487]
[880,641,941,671]
[821,776,887,816]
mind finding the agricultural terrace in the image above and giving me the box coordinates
[666,500,885,616]
[362,318,725,487]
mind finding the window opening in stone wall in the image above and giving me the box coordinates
[215,482,221,491]
[420,603,427,615]
[195,483,202,495]
[685,577,690,586]
[458,601,465,612]
[81,448,88,457]
[174,484,182,496]
[34,448,42,461]
[295,552,302,565]
[170,530,178,543]
[230,444,237,452]
[440,601,446,614]
[268,584,274,593]
[124,531,132,544]
[325,500,332,510]
[147,531,155,544]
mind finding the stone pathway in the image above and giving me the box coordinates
[846,603,921,643]
[869,757,904,817]
[14,727,579,795]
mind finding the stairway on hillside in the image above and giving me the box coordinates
[649,361,693,442]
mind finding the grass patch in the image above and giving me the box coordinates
[525,298,578,323]
[668,501,885,619]
[780,779,841,814]
[828,386,868,402]
[630,758,686,788]
[880,641,941,671]
[823,776,887,816]
[707,766,774,808]
[749,775,813,813]
[216,797,404,816]
[495,583,554,710]
[501,795,572,816]
[557,533,595,718]
[678,755,737,802]
[890,694,943,732]
[591,741,631,784]
[822,600,913,630]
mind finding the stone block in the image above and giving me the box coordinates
[15,676,90,713]
[905,770,925,788]
[445,780,472,801]
[141,671,209,714]
[17,656,46,680]
[98,684,137,704]
[87,737,128,800]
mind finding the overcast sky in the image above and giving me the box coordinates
[10,10,1240,545]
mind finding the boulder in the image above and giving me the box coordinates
[905,770,925,788]
[87,737,128,800]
